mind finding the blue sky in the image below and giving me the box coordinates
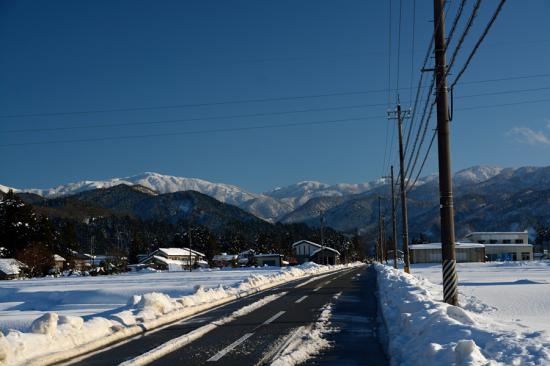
[0,0,549,193]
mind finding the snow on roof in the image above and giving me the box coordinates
[0,258,26,275]
[212,254,238,261]
[53,254,66,261]
[158,247,205,257]
[410,242,485,250]
[292,240,322,248]
[465,231,528,236]
[311,247,341,256]
[482,243,533,248]
[254,253,283,257]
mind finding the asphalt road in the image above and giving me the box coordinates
[62,265,387,366]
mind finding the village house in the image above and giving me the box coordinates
[0,258,27,280]
[138,247,206,271]
[53,254,66,271]
[211,253,238,268]
[292,240,340,265]
[253,253,285,267]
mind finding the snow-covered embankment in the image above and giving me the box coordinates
[375,264,550,365]
[0,262,361,366]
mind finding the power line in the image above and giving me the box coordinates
[408,0,417,103]
[446,0,483,75]
[3,84,545,135]
[5,98,544,149]
[0,102,389,134]
[396,0,404,92]
[451,0,507,88]
[382,0,394,176]
[407,130,437,192]
[1,72,548,120]
[0,115,383,148]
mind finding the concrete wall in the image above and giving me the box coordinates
[466,232,528,244]
[410,247,485,264]
[485,244,533,261]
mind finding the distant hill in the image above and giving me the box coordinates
[4,165,550,242]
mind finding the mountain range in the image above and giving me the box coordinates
[3,165,550,239]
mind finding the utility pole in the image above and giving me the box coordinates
[388,98,411,273]
[381,213,387,263]
[433,0,458,306]
[377,196,382,263]
[188,227,193,272]
[319,210,325,265]
[390,166,398,269]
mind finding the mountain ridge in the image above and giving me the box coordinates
[0,165,536,224]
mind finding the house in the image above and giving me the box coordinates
[464,231,533,261]
[69,252,95,271]
[211,253,238,268]
[0,258,27,280]
[53,254,66,271]
[253,254,285,267]
[292,240,340,265]
[237,249,256,266]
[409,242,485,264]
[138,247,206,271]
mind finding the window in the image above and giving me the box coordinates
[478,240,485,244]
[515,239,524,244]
[521,252,531,260]
[490,240,498,244]
[502,240,511,244]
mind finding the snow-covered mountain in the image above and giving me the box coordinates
[5,172,257,207]
[0,165,532,224]
[264,180,385,208]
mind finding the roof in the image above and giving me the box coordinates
[311,247,341,256]
[212,254,238,261]
[292,240,322,248]
[53,254,66,261]
[465,231,528,236]
[254,253,284,258]
[0,258,27,275]
[410,242,485,250]
[483,243,533,248]
[158,247,205,257]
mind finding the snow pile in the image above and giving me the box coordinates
[375,264,550,366]
[0,262,362,366]
[270,292,342,366]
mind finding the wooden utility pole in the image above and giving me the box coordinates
[376,196,382,263]
[319,210,326,265]
[388,99,411,273]
[390,165,398,269]
[433,0,458,305]
[188,227,193,272]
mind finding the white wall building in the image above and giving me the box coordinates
[463,231,533,261]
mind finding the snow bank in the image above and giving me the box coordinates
[0,262,362,366]
[375,264,550,366]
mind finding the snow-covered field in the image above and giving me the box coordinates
[412,261,550,335]
[0,263,361,366]
[377,261,550,365]
[0,267,282,333]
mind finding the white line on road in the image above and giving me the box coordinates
[207,333,255,362]
[295,295,308,304]
[262,311,286,325]
[313,286,322,292]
